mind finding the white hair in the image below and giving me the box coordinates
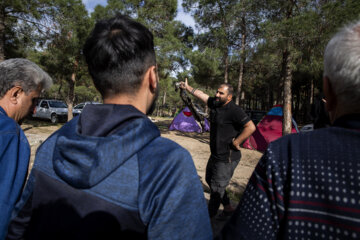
[323,20,360,111]
[0,58,53,98]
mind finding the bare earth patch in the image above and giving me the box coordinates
[22,117,263,235]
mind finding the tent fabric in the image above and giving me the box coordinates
[267,105,284,116]
[242,105,299,152]
[169,107,210,133]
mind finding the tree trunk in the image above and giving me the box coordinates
[0,6,5,62]
[156,98,161,117]
[276,80,283,105]
[281,0,295,135]
[161,90,166,117]
[224,53,229,83]
[162,90,167,106]
[303,88,309,123]
[282,49,292,136]
[66,72,76,121]
[268,83,273,110]
[310,78,314,105]
[235,56,244,105]
[306,77,315,122]
[294,88,300,121]
[236,17,246,105]
[217,0,229,84]
[240,91,245,109]
[66,60,78,121]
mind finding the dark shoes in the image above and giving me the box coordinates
[222,209,235,216]
[215,209,236,221]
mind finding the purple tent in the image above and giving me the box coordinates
[169,107,210,133]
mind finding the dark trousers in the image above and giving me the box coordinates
[205,155,240,218]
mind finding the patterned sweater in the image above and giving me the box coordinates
[217,114,360,240]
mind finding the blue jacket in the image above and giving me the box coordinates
[0,107,30,240]
[7,104,212,240]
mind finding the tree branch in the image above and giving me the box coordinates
[7,14,54,35]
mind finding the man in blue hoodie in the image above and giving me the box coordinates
[7,15,212,240]
[0,58,52,240]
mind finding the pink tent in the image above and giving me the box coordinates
[169,107,210,133]
[242,105,299,152]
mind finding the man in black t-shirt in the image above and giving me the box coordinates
[180,79,256,218]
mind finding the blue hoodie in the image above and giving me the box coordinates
[0,107,30,240]
[7,104,212,240]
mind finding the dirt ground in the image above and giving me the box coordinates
[22,117,263,236]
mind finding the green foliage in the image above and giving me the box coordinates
[0,0,56,59]
[48,0,91,71]
[74,85,101,103]
[42,84,65,99]
[4,0,360,122]
[42,83,101,103]
[188,48,223,88]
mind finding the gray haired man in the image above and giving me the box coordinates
[0,58,52,239]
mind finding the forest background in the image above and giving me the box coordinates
[1,0,360,133]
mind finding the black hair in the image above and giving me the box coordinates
[83,15,156,98]
[220,83,234,96]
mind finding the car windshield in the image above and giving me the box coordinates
[49,101,67,108]
[74,104,84,109]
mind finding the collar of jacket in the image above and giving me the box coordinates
[333,113,360,130]
[0,106,7,116]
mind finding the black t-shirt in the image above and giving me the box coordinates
[208,97,250,162]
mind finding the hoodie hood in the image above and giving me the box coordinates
[52,104,160,189]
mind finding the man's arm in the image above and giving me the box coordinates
[179,78,209,104]
[232,120,256,151]
[138,140,212,240]
[6,188,33,240]
[0,131,30,240]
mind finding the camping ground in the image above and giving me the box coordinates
[23,117,263,235]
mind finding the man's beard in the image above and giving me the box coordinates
[213,97,226,107]
[146,85,159,115]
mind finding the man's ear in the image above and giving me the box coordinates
[148,66,158,92]
[7,86,23,104]
[323,77,336,112]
